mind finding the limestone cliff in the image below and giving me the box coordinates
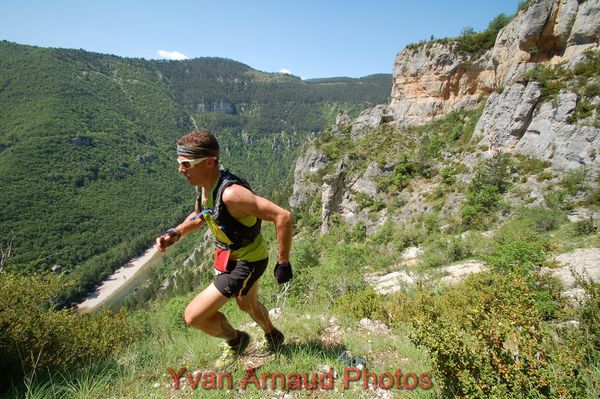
[290,0,600,234]
[389,0,599,125]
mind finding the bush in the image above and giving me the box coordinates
[350,220,367,241]
[484,226,548,273]
[0,272,138,389]
[456,13,512,55]
[521,63,568,101]
[423,212,440,234]
[410,271,591,398]
[462,153,512,229]
[422,235,474,269]
[335,287,386,320]
[441,167,456,185]
[513,153,550,175]
[561,167,587,195]
[544,188,569,210]
[515,206,565,233]
[575,216,598,235]
[567,99,596,124]
[586,186,600,205]
[163,296,189,331]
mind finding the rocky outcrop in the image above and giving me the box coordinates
[289,143,328,209]
[390,44,495,124]
[390,0,600,124]
[321,161,345,234]
[350,105,395,140]
[493,0,600,86]
[474,81,543,149]
[474,85,600,173]
[196,100,237,114]
[543,247,600,301]
[290,0,600,239]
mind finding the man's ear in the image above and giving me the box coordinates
[206,157,218,167]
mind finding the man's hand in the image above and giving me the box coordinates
[274,261,293,284]
[156,228,180,252]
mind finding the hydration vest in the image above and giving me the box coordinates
[197,170,262,250]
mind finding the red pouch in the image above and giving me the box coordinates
[214,247,231,272]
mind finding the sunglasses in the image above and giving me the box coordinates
[177,157,208,169]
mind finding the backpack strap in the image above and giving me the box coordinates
[212,171,262,250]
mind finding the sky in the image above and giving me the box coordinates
[1,0,521,80]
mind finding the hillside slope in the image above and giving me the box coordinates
[0,40,391,303]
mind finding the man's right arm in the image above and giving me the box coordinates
[155,211,205,252]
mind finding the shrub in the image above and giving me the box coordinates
[390,155,415,191]
[371,218,394,245]
[484,226,547,273]
[163,296,189,331]
[410,271,590,398]
[350,220,367,241]
[575,215,598,235]
[544,188,569,210]
[561,167,587,195]
[584,82,600,97]
[567,99,596,124]
[515,206,565,233]
[586,186,600,205]
[521,63,568,101]
[513,153,550,175]
[291,238,368,305]
[536,170,554,181]
[0,272,138,388]
[441,167,456,185]
[423,212,440,234]
[575,276,599,364]
[462,153,513,229]
[422,235,474,269]
[456,13,512,55]
[335,287,386,320]
[573,50,600,79]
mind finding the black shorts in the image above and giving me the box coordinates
[214,258,268,298]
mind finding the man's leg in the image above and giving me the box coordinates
[185,283,251,370]
[236,281,285,356]
[184,283,237,340]
[235,281,275,334]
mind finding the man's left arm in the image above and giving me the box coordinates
[223,185,292,263]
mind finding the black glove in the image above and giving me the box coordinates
[274,261,293,284]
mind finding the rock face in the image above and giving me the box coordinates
[474,85,600,174]
[492,0,600,85]
[290,0,600,235]
[543,247,600,301]
[390,0,600,125]
[196,100,237,114]
[390,43,495,124]
[350,105,395,140]
[289,143,328,209]
[321,161,345,234]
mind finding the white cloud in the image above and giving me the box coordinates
[157,50,188,60]
[278,68,293,75]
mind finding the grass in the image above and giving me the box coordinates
[6,184,598,399]
[5,300,438,398]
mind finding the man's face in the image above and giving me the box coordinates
[177,156,212,185]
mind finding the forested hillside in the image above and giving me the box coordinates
[0,40,391,304]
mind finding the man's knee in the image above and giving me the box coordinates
[184,305,209,326]
[236,298,256,313]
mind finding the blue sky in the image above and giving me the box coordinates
[1,0,521,79]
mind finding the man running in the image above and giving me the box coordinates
[156,130,293,370]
